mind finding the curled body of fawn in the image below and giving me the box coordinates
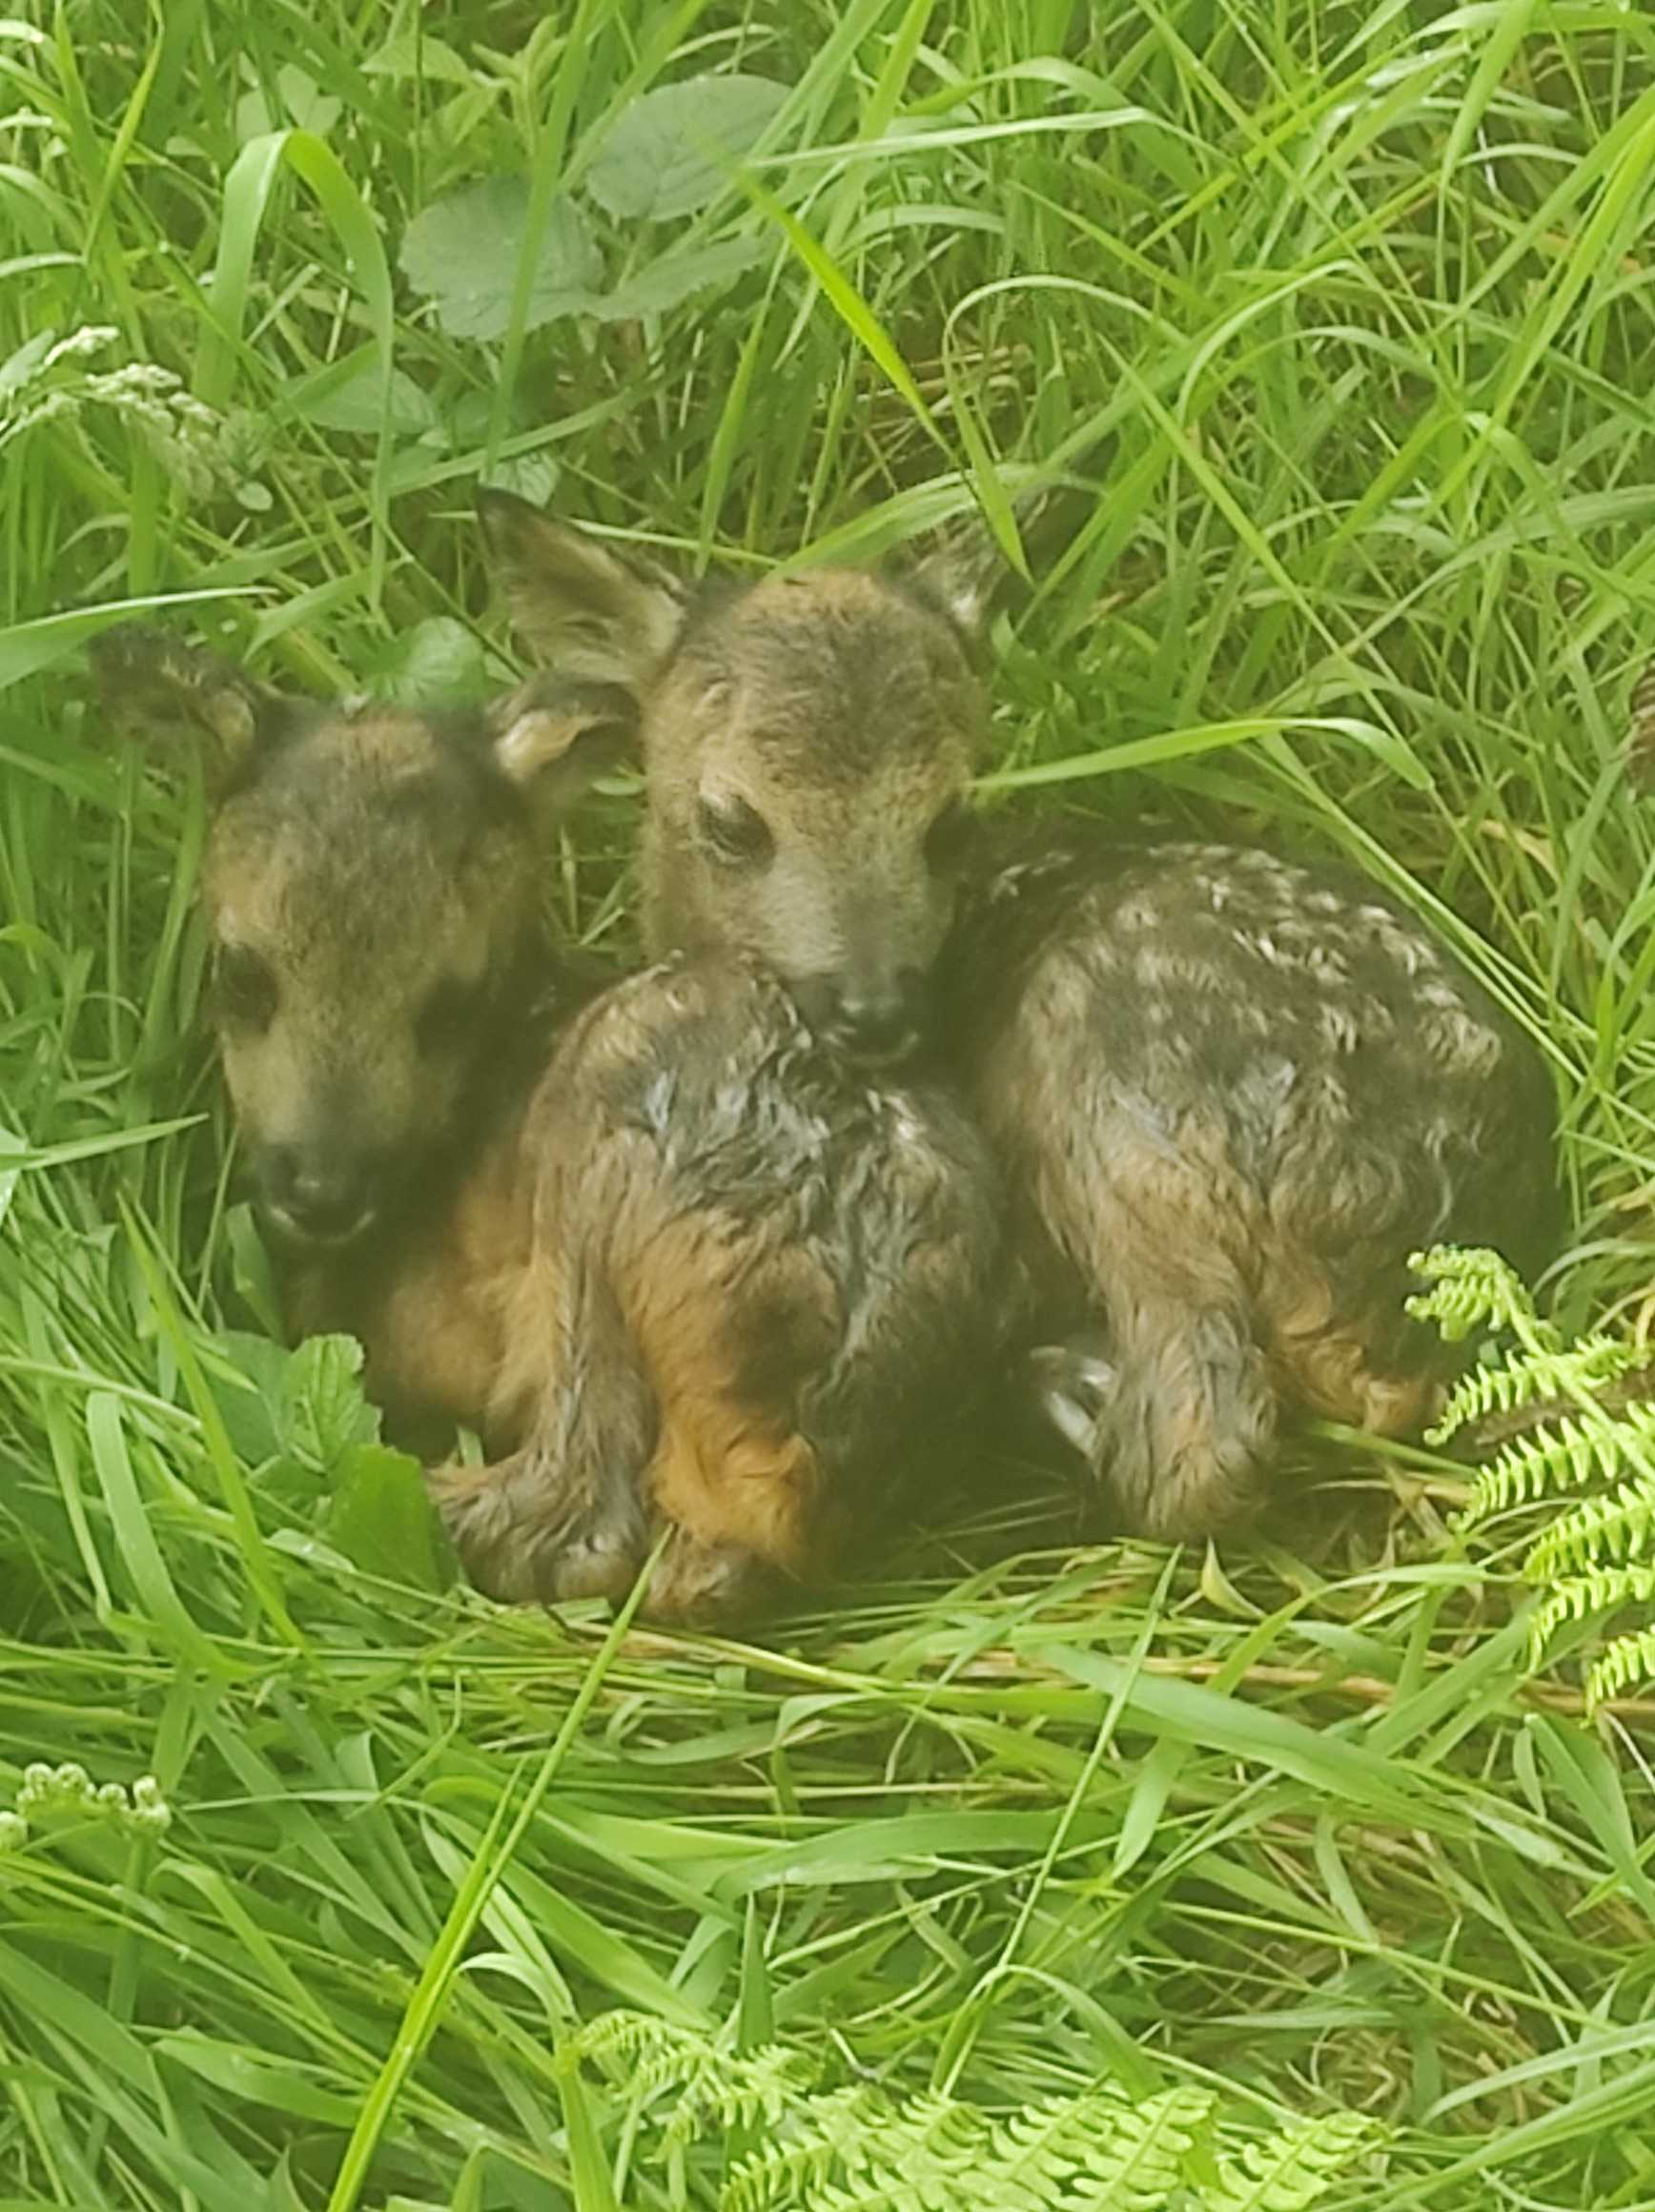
[936,827,1559,1539]
[479,494,1561,1544]
[92,627,1006,1623]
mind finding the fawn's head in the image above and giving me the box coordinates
[477,493,1012,1065]
[93,626,630,1250]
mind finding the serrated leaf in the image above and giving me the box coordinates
[280,1334,379,1475]
[587,236,765,321]
[399,177,603,339]
[324,1442,452,1592]
[367,616,488,707]
[208,1328,292,1466]
[286,346,439,437]
[586,75,791,221]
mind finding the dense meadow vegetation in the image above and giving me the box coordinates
[4,0,1655,2203]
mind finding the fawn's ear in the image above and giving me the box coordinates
[903,532,1007,643]
[89,624,281,786]
[476,487,691,687]
[904,439,1113,641]
[484,671,640,819]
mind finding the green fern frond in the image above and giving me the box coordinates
[1462,1403,1655,1524]
[561,2013,700,2110]
[1587,1624,1655,1711]
[1405,1243,1559,1350]
[561,2011,684,2074]
[725,2086,885,2212]
[1430,1340,1640,1451]
[560,2011,816,2151]
[1208,2112,1381,2212]
[986,2085,1138,2209]
[1062,2085,1216,2208]
[665,2043,815,2151]
[811,2089,991,2211]
[1529,1565,1655,1657]
[1527,1473,1655,1578]
[566,2011,1381,2212]
[1410,1246,1655,1716]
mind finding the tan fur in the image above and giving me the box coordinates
[1266,1312,1442,1436]
[432,952,1006,1622]
[480,497,990,1036]
[372,1132,534,1428]
[199,713,539,1200]
[618,1219,828,1574]
[490,973,838,1583]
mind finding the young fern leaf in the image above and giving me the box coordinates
[1405,1243,1559,1352]
[1526,1471,1655,1578]
[1465,1403,1655,1524]
[811,2090,991,2212]
[1063,2086,1216,2208]
[562,2012,817,2155]
[563,2011,1382,2212]
[1411,1248,1655,1711]
[1530,1566,1655,1656]
[1208,2112,1381,2212]
[1428,1339,1641,1452]
[724,2086,885,2212]
[1589,1623,1655,1710]
[561,2012,684,2073]
[680,2039,814,2148]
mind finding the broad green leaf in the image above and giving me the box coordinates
[324,1442,451,1593]
[235,65,341,147]
[279,1333,379,1475]
[366,616,488,707]
[585,74,791,221]
[586,236,764,321]
[399,177,602,339]
[285,346,439,437]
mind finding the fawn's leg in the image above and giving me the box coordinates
[1006,1091,1280,1538]
[617,1220,836,1626]
[429,1178,656,1606]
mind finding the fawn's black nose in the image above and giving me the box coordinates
[792,969,926,1067]
[832,988,920,1063]
[259,1148,380,1247]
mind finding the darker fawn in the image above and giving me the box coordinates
[93,626,1007,1623]
[478,490,1561,1543]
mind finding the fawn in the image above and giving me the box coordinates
[93,626,1007,1622]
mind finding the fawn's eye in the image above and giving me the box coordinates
[212,943,277,1033]
[417,976,485,1057]
[924,798,975,872]
[698,792,774,867]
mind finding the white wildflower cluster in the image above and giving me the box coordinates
[0,322,269,503]
[0,1761,174,1852]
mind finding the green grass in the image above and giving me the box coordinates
[4,0,1655,2203]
